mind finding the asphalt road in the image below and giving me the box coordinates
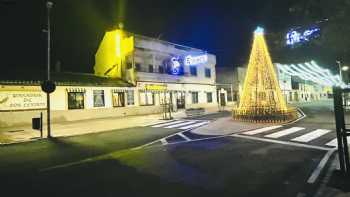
[0,101,340,197]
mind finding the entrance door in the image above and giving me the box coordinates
[220,93,226,106]
[176,92,185,109]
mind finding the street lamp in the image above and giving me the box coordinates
[46,1,53,138]
[336,60,349,83]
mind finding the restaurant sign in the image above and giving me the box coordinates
[0,91,46,111]
[145,84,167,91]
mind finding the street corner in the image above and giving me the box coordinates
[191,116,276,136]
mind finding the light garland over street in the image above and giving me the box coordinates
[276,61,346,87]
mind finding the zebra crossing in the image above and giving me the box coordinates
[148,119,210,130]
[239,125,349,148]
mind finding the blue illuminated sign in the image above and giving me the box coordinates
[286,26,320,46]
[165,57,184,75]
[170,57,182,75]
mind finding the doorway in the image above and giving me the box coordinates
[176,92,185,109]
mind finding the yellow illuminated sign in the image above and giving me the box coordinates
[145,84,167,91]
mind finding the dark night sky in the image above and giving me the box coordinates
[0,0,296,74]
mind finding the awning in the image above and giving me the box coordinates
[66,88,86,93]
[112,88,133,93]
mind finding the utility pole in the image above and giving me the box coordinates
[337,60,343,82]
[46,1,53,138]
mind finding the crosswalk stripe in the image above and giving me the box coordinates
[152,120,185,128]
[325,137,350,147]
[164,121,197,128]
[265,127,305,138]
[242,125,283,135]
[178,121,209,129]
[291,129,332,143]
[177,133,191,141]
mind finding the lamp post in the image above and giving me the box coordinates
[337,61,343,82]
[46,1,53,138]
[337,60,349,84]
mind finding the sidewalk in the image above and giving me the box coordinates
[0,108,221,145]
[315,156,350,197]
[0,111,187,144]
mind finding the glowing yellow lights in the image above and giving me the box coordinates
[94,29,134,80]
[233,27,297,122]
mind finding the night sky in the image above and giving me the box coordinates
[1,0,297,74]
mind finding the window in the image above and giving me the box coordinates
[159,92,171,105]
[127,62,132,69]
[68,92,85,110]
[206,92,213,103]
[191,92,199,104]
[190,66,197,76]
[227,89,233,101]
[158,65,164,73]
[148,65,154,73]
[140,91,154,106]
[127,90,135,105]
[135,63,141,71]
[93,90,105,107]
[205,68,211,78]
[112,92,125,107]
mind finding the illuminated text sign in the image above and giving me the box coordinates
[286,27,320,46]
[184,54,208,66]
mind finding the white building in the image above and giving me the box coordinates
[133,34,217,111]
[227,65,331,104]
[0,33,218,128]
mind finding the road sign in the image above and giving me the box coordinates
[41,80,56,93]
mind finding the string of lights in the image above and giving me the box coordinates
[276,61,345,87]
[233,27,297,123]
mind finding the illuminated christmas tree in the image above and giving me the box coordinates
[233,27,297,122]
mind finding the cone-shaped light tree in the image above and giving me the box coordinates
[233,27,297,122]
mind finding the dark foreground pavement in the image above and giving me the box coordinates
[0,104,343,197]
[2,135,326,197]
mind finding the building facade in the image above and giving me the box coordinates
[215,67,235,107]
[0,32,218,128]
[132,34,217,111]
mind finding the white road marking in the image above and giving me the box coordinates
[291,129,332,143]
[285,107,307,125]
[265,127,305,139]
[177,133,191,141]
[231,134,332,151]
[160,138,168,145]
[325,137,350,147]
[165,121,197,128]
[143,120,174,127]
[152,120,185,128]
[178,121,209,129]
[132,128,194,150]
[307,149,336,184]
[242,125,283,135]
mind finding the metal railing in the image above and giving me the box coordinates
[333,87,350,175]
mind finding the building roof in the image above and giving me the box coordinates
[0,71,134,87]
